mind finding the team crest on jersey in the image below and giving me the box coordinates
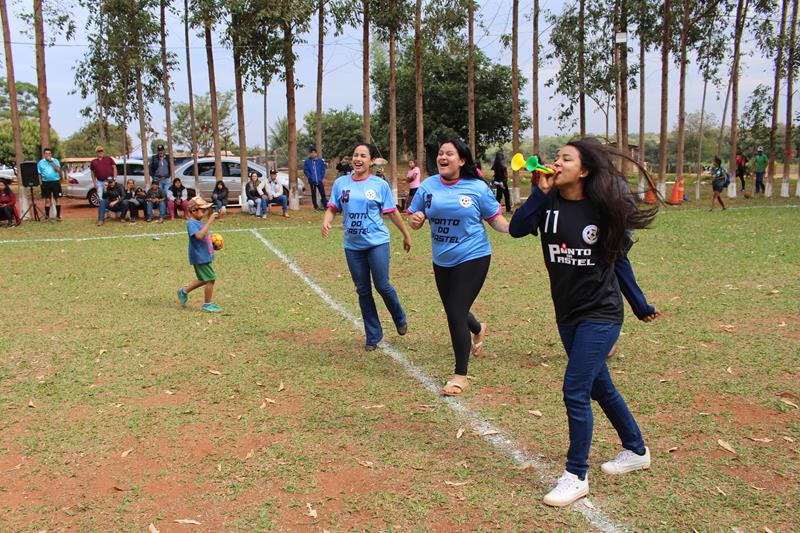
[425,193,432,208]
[582,224,599,245]
[342,189,350,203]
[458,195,472,208]
[365,189,377,201]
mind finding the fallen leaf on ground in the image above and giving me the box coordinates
[259,401,267,410]
[481,430,500,436]
[782,436,795,443]
[456,427,465,439]
[583,499,595,509]
[245,449,254,460]
[120,448,133,458]
[764,527,775,533]
[358,461,374,468]
[164,390,174,395]
[255,381,264,387]
[174,519,202,525]
[726,367,733,374]
[444,480,469,486]
[718,439,736,454]
[216,463,222,472]
[306,502,317,519]
[720,325,736,333]
[780,398,798,409]
[659,379,670,383]
[747,437,773,443]
[148,523,160,533]
[751,485,765,491]
[456,460,468,468]
[363,404,384,409]
[208,369,221,375]
[264,397,276,404]
[27,400,35,408]
[99,349,107,355]
[766,290,780,295]
[667,447,679,453]
[528,410,543,417]
[278,381,285,392]
[716,486,727,496]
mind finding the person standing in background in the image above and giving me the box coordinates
[735,150,748,191]
[90,146,116,226]
[304,148,328,210]
[37,147,63,222]
[150,144,172,194]
[752,147,768,195]
[405,159,421,206]
[491,152,511,213]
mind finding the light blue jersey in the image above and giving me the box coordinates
[37,158,61,182]
[328,174,397,250]
[408,175,501,267]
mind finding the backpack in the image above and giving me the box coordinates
[723,171,731,188]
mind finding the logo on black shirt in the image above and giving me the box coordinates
[582,224,599,245]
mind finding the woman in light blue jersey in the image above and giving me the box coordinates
[407,138,510,396]
[322,143,412,351]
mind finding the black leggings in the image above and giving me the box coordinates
[433,255,491,376]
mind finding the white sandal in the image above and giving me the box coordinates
[471,323,487,356]
[442,380,468,396]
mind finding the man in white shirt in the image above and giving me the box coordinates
[257,168,290,218]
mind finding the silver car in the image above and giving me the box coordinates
[67,157,303,207]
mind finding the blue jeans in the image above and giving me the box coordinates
[558,321,645,479]
[267,195,289,214]
[97,181,106,222]
[344,243,406,346]
[146,200,166,220]
[309,181,327,209]
[755,171,765,194]
[213,199,225,213]
[157,177,171,194]
[248,197,267,215]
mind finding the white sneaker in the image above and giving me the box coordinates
[543,470,589,507]
[601,447,651,475]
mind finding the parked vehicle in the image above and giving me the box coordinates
[67,157,304,207]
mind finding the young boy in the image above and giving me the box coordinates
[178,196,220,313]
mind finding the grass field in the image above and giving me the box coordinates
[1,193,798,531]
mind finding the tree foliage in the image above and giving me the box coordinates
[0,78,39,120]
[173,92,235,154]
[372,38,529,162]
[0,119,59,164]
[61,120,132,157]
[299,107,364,160]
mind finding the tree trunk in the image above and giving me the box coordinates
[511,0,520,205]
[532,0,540,155]
[184,0,199,188]
[782,0,798,197]
[160,0,175,180]
[467,1,476,156]
[657,0,671,198]
[614,0,622,152]
[362,0,370,141]
[674,0,690,187]
[578,0,586,137]
[637,0,646,198]
[205,21,223,181]
[33,0,50,151]
[767,0,788,196]
[695,78,707,200]
[716,77,731,156]
[284,24,300,211]
[728,0,747,199]
[389,29,398,199]
[264,75,278,163]
[1,0,26,216]
[122,122,128,177]
[414,0,424,176]
[619,0,629,173]
[136,73,151,188]
[232,27,248,205]
[316,0,324,155]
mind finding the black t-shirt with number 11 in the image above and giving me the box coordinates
[510,188,623,326]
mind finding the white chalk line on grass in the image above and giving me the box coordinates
[249,228,625,533]
[0,225,299,245]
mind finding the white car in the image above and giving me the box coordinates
[67,157,304,207]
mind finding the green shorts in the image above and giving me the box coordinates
[193,262,216,282]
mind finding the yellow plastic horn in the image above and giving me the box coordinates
[511,152,527,172]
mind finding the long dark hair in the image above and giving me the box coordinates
[566,138,658,264]
[215,180,227,191]
[171,177,183,191]
[439,138,480,180]
[492,151,506,168]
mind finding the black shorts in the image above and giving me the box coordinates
[40,180,63,199]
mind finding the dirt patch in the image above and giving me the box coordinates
[273,326,332,346]
[726,465,794,493]
[693,393,793,432]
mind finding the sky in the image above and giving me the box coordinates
[3,0,796,153]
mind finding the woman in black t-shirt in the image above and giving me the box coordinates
[510,138,657,508]
[491,152,511,212]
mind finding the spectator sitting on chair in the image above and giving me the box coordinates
[245,171,265,216]
[145,180,166,223]
[211,180,228,217]
[303,148,327,210]
[261,168,290,218]
[167,177,190,219]
[124,179,146,222]
[0,178,20,227]
[103,177,129,223]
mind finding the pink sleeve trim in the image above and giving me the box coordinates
[326,203,339,212]
[485,206,502,222]
[382,207,397,214]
